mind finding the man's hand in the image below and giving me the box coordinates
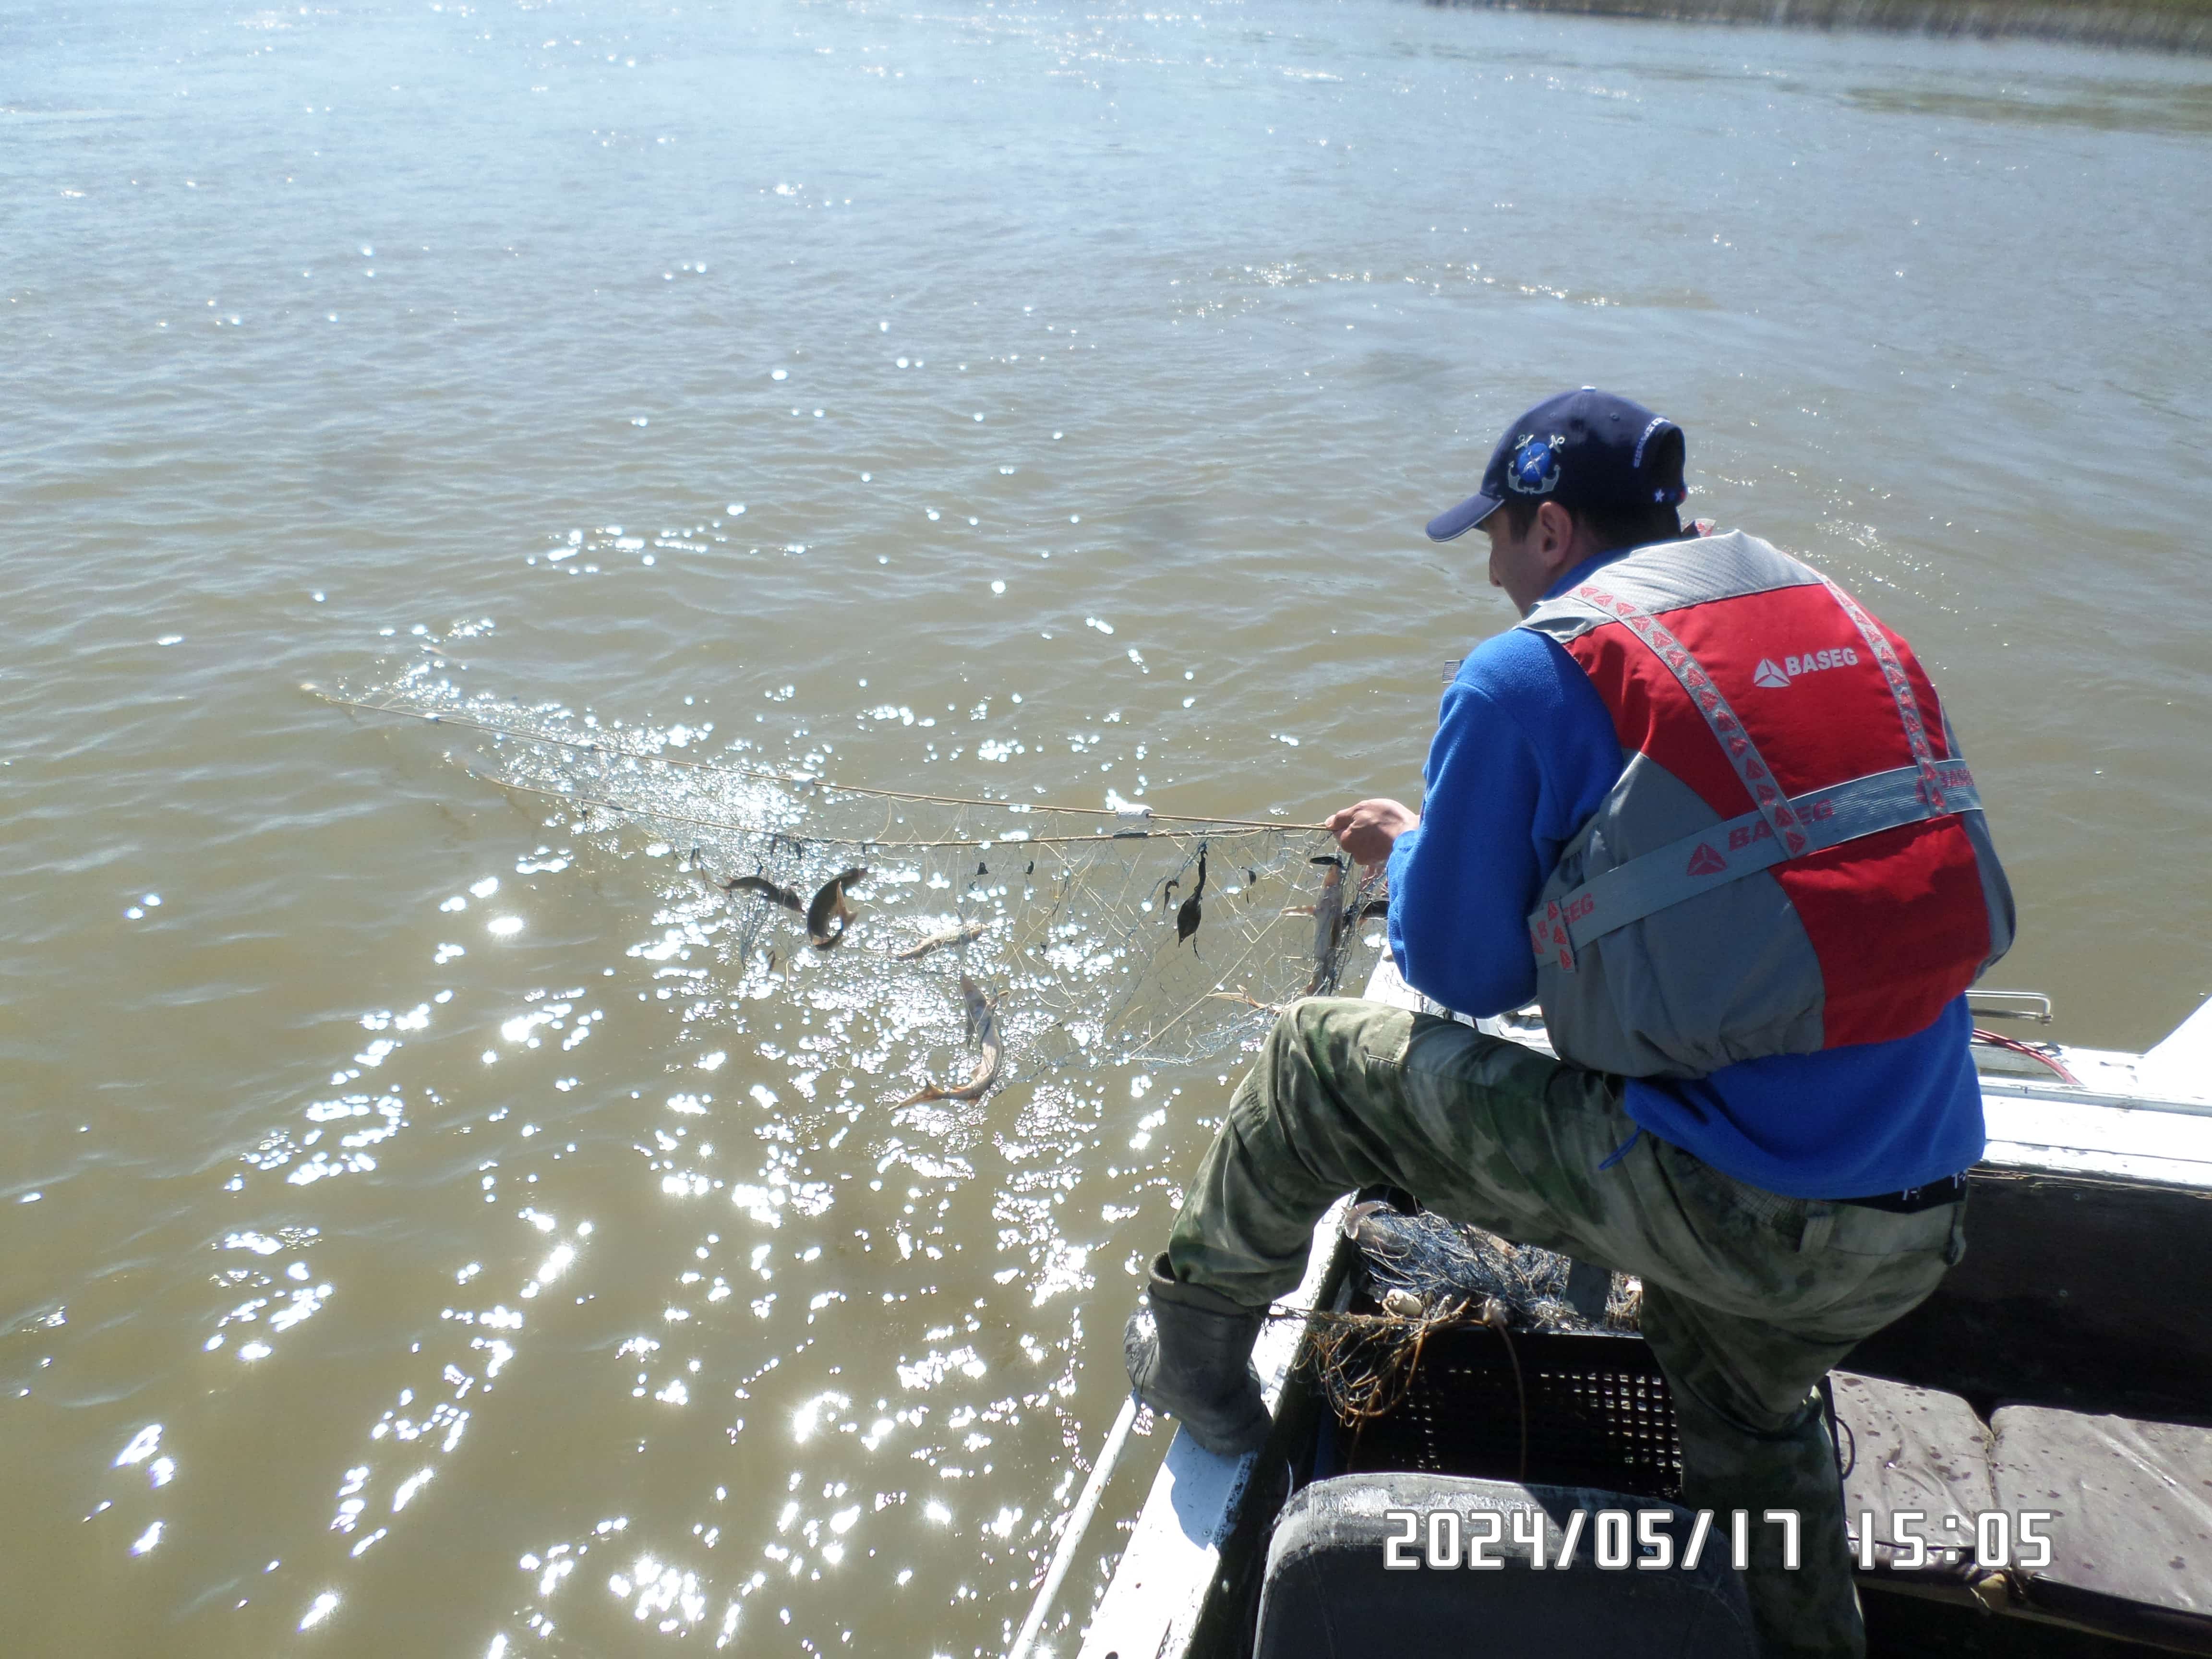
[1324,798,1419,870]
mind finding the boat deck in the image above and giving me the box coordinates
[1076,970,2212,1659]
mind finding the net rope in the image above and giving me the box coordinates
[1278,1205,1644,1438]
[317,681,1388,1099]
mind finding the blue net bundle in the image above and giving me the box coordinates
[1341,1200,1642,1335]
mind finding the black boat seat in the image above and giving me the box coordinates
[1830,1370,1996,1584]
[1990,1404,2212,1651]
[1254,1471,1755,1659]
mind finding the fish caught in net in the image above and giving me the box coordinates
[315,681,1388,1106]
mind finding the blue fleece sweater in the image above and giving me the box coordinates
[1384,548,1985,1200]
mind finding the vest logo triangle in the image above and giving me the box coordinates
[1753,658,1792,688]
[1685,842,1729,877]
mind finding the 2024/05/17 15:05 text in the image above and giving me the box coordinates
[1381,1506,2055,1573]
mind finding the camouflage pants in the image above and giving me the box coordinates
[1166,998,1968,1659]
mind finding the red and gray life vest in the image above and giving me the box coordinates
[1520,531,2014,1079]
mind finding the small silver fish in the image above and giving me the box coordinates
[1305,855,1347,997]
[1176,846,1207,951]
[901,974,1002,1104]
[723,874,804,913]
[891,920,989,962]
[805,867,869,949]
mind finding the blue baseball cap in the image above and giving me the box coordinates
[1425,388,1687,542]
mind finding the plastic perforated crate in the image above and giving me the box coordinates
[1333,1324,1684,1503]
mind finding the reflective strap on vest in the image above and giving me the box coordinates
[1569,581,1812,857]
[1817,576,1950,815]
[1527,760,1982,968]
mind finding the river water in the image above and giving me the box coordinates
[6,0,2211,1653]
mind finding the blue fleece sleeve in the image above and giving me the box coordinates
[1385,629,1624,1019]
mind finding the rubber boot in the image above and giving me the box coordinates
[1123,1253,1271,1458]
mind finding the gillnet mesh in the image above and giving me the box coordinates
[1346,1203,1643,1336]
[325,682,1387,1101]
[1292,1202,1644,1433]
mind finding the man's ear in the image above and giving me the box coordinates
[1535,499,1578,566]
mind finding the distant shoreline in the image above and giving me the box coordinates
[1423,0,2212,53]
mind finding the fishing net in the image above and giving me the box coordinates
[320,681,1387,1106]
[1292,1201,1644,1435]
[1346,1202,1643,1336]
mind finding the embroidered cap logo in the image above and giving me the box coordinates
[1506,433,1563,496]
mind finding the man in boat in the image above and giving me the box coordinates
[1125,389,2012,1659]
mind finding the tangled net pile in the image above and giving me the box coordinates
[322,682,1387,1101]
[1295,1202,1644,1433]
[1347,1203,1645,1335]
